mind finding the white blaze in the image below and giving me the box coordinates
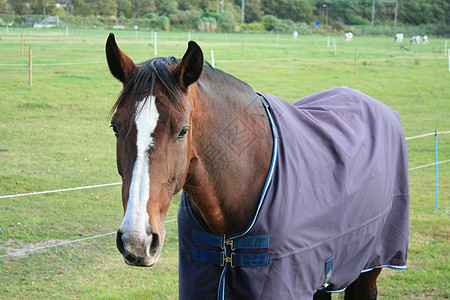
[119,96,159,236]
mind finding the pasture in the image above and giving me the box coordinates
[0,28,448,298]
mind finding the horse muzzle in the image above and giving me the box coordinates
[116,230,162,267]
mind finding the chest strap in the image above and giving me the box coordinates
[192,229,270,267]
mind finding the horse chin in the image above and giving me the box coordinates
[123,254,160,267]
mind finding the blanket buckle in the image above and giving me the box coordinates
[221,252,235,267]
[223,237,235,251]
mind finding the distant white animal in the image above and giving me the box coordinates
[422,35,428,44]
[345,32,353,41]
[410,35,421,44]
[293,31,298,39]
[394,33,404,43]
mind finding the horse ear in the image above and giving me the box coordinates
[106,33,139,84]
[174,41,203,91]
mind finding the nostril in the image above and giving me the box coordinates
[149,233,160,257]
[116,230,126,255]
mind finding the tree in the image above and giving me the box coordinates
[244,0,263,23]
[71,0,94,16]
[0,0,7,13]
[262,0,313,23]
[9,0,31,14]
[155,0,178,16]
[170,9,203,26]
[131,0,156,18]
[29,0,52,14]
[219,10,236,32]
[400,1,434,25]
[96,0,115,16]
[116,0,132,18]
[178,0,210,10]
[52,6,66,17]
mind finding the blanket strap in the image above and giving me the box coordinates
[192,229,270,267]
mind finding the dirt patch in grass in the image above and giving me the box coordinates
[1,239,71,257]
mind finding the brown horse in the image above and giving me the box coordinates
[105,33,409,299]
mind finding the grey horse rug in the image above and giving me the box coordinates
[178,87,410,300]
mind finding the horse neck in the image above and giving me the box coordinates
[184,69,273,235]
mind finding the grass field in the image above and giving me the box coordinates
[0,27,448,299]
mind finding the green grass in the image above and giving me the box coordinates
[0,28,448,298]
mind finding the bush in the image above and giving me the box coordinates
[218,10,236,32]
[242,22,266,32]
[261,15,281,32]
[156,16,170,31]
[294,22,313,35]
[51,7,66,18]
[169,9,202,26]
[144,13,158,19]
[348,15,370,26]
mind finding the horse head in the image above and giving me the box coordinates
[106,33,203,267]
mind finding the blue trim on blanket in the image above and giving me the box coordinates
[361,264,407,272]
[216,95,278,300]
[229,95,278,240]
[314,264,408,295]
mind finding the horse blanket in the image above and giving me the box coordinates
[178,87,410,300]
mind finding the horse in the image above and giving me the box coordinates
[105,33,409,300]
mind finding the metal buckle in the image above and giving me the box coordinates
[223,237,235,250]
[221,252,234,267]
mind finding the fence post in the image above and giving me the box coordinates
[354,50,358,73]
[289,59,292,78]
[333,39,337,56]
[29,47,32,86]
[435,131,438,208]
[154,31,158,56]
[448,51,450,72]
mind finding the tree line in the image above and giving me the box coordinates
[2,0,449,33]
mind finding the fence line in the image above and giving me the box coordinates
[406,131,450,140]
[0,182,121,199]
[0,218,177,259]
[0,54,446,68]
[0,61,105,67]
[409,159,450,171]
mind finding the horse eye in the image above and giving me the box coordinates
[110,122,120,138]
[177,126,189,140]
